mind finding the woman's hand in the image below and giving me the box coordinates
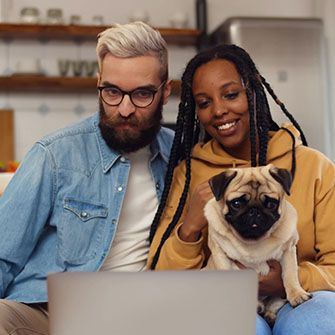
[235,260,286,298]
[258,260,286,298]
[178,181,213,242]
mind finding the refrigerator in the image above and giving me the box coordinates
[210,17,333,160]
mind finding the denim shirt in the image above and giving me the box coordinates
[0,113,174,302]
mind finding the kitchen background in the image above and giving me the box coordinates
[0,0,334,161]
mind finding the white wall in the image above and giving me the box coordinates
[1,0,333,160]
[314,0,335,159]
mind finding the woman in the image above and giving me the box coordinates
[147,44,335,335]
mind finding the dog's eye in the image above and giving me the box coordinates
[231,199,242,209]
[263,196,279,210]
[229,196,247,210]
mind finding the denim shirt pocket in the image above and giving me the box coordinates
[59,198,108,264]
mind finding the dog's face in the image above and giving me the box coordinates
[208,164,292,240]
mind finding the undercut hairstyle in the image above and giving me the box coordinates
[96,21,168,81]
[149,44,307,269]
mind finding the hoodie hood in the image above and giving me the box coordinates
[191,123,302,168]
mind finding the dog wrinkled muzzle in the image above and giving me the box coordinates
[226,205,280,240]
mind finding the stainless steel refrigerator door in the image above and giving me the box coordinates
[211,17,332,159]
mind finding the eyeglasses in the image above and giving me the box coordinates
[98,81,165,108]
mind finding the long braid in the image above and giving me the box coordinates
[149,106,185,243]
[150,121,194,269]
[280,127,297,180]
[256,88,270,166]
[149,63,199,243]
[150,60,200,268]
[258,77,277,130]
[246,88,257,167]
[260,75,308,146]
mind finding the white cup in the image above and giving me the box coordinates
[20,7,40,23]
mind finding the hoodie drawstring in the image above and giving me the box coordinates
[280,127,296,181]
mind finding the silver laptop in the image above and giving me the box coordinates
[48,270,257,335]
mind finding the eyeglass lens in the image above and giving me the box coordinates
[101,87,155,108]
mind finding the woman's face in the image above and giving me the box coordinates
[192,59,251,160]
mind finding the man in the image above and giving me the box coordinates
[0,21,173,334]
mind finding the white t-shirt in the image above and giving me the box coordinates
[100,146,158,272]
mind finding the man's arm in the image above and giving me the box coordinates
[0,143,56,297]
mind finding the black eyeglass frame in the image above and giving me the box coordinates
[98,81,166,108]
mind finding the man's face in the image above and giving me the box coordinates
[98,54,171,153]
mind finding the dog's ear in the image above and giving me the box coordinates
[208,170,238,201]
[269,167,292,195]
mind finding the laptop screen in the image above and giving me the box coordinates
[48,270,257,335]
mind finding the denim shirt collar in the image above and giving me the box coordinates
[92,113,170,173]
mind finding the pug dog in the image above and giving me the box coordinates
[203,164,311,326]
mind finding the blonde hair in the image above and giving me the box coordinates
[96,21,168,81]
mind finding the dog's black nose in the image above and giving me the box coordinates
[248,207,261,217]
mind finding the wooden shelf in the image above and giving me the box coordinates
[0,76,181,95]
[0,23,188,95]
[0,23,201,45]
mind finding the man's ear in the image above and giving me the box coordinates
[96,72,101,88]
[162,79,172,105]
[209,170,237,201]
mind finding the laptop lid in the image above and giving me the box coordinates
[48,270,257,335]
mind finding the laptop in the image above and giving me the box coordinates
[48,270,258,335]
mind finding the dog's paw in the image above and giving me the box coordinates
[264,311,276,328]
[257,301,265,314]
[287,289,312,307]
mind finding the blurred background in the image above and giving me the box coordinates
[0,0,334,162]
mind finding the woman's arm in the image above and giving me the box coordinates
[296,152,335,292]
[147,163,212,270]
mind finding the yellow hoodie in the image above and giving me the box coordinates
[147,124,335,293]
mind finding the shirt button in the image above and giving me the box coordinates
[80,211,88,218]
[120,156,126,162]
[112,219,117,224]
[155,182,160,190]
[117,186,123,192]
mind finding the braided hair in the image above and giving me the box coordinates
[149,44,307,269]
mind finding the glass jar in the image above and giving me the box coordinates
[20,7,40,24]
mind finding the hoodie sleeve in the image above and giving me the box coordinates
[147,162,205,270]
[297,152,335,292]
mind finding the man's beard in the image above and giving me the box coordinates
[98,98,163,153]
